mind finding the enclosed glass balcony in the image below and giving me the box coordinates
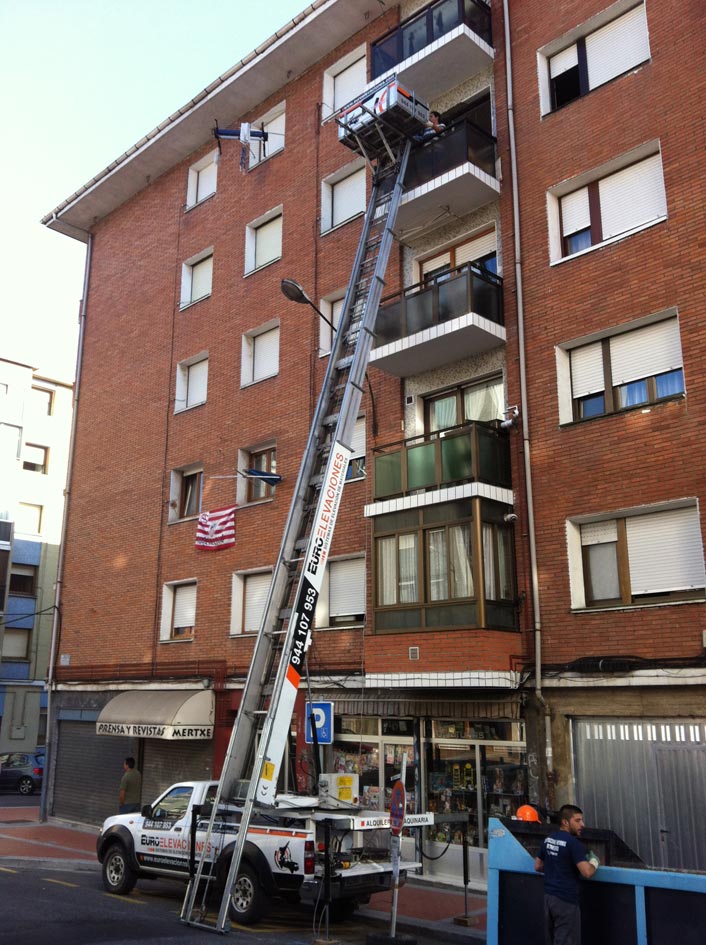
[371,263,504,376]
[373,421,511,501]
[372,0,493,99]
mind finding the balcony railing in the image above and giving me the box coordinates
[405,118,496,189]
[371,0,492,79]
[373,421,511,501]
[375,262,503,348]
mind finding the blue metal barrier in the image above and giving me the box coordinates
[487,817,706,945]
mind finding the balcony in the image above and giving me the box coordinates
[371,421,511,503]
[371,263,503,377]
[371,0,493,100]
[397,119,499,235]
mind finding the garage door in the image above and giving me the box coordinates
[141,738,212,805]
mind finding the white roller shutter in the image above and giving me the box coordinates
[586,4,650,91]
[561,187,591,236]
[330,558,365,617]
[333,56,366,110]
[627,507,706,594]
[196,161,217,202]
[571,342,605,398]
[186,359,208,407]
[244,573,271,632]
[550,43,579,78]
[255,216,282,269]
[253,327,279,381]
[421,251,451,278]
[191,255,213,301]
[332,169,365,226]
[173,583,197,630]
[610,319,682,386]
[581,520,618,546]
[350,416,366,458]
[455,230,497,266]
[599,154,666,240]
[264,111,286,157]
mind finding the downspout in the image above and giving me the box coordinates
[501,0,553,801]
[40,229,92,821]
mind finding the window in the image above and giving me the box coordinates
[315,557,365,628]
[425,377,504,431]
[16,503,42,535]
[568,504,706,609]
[245,208,283,273]
[160,582,197,641]
[169,467,203,522]
[180,250,213,307]
[30,386,53,415]
[241,323,279,386]
[543,2,650,113]
[419,229,497,283]
[346,417,366,481]
[0,424,22,460]
[322,164,366,232]
[319,296,344,356]
[23,444,48,474]
[249,103,285,168]
[2,629,29,659]
[323,48,366,118]
[247,447,277,502]
[550,147,666,261]
[175,355,208,412]
[559,316,684,423]
[230,570,272,635]
[186,150,218,207]
[9,565,37,596]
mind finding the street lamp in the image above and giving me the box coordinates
[280,278,336,330]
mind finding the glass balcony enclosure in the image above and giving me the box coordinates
[372,0,492,81]
[373,421,511,501]
[406,117,496,186]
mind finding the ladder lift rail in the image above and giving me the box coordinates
[182,107,416,932]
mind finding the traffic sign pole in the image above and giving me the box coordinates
[390,752,406,940]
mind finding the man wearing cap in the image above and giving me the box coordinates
[534,804,599,945]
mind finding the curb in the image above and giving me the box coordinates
[359,909,486,944]
[0,856,99,872]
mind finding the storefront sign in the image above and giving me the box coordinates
[96,722,213,739]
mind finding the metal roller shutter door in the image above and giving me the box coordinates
[53,720,133,825]
[141,738,212,805]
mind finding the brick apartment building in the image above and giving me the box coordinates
[41,0,705,879]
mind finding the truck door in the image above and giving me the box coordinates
[138,784,194,873]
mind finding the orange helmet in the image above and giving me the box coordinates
[516,805,541,822]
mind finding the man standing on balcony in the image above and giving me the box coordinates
[415,110,446,142]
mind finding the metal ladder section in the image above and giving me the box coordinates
[181,135,412,933]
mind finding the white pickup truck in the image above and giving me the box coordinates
[97,780,428,924]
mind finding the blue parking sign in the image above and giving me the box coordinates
[304,702,333,745]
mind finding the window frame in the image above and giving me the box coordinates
[9,564,38,597]
[175,354,209,413]
[180,248,214,308]
[186,150,218,208]
[230,569,273,635]
[16,503,42,535]
[248,102,286,169]
[160,580,197,641]
[315,556,366,629]
[169,466,203,523]
[322,46,367,119]
[30,386,53,416]
[245,207,283,274]
[424,375,505,431]
[247,446,277,503]
[23,443,49,474]
[241,322,280,387]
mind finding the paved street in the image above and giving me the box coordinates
[0,862,466,945]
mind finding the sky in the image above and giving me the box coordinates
[0,0,309,383]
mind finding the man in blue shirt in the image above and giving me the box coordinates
[534,804,599,945]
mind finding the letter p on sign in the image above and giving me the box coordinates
[304,702,334,744]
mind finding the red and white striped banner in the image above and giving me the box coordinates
[195,506,236,551]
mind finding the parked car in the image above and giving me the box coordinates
[0,751,44,795]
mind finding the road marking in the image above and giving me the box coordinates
[103,894,148,906]
[0,866,17,873]
[45,878,79,888]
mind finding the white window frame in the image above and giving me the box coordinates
[319,294,345,356]
[315,556,366,629]
[321,161,366,233]
[241,321,280,387]
[566,501,706,610]
[555,309,683,425]
[346,416,366,481]
[245,206,283,274]
[186,150,219,207]
[168,464,203,523]
[249,102,286,168]
[230,569,273,635]
[180,248,214,308]
[547,141,666,264]
[175,353,208,413]
[16,503,42,535]
[322,45,366,119]
[537,0,650,116]
[160,580,197,641]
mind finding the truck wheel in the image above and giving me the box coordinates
[18,776,35,796]
[227,863,264,925]
[102,844,137,895]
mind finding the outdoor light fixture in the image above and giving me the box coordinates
[280,278,335,330]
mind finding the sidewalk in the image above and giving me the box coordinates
[0,804,487,942]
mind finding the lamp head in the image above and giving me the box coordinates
[280,278,310,305]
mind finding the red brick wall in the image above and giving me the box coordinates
[495,0,706,665]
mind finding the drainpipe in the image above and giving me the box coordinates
[501,0,553,803]
[40,230,92,821]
